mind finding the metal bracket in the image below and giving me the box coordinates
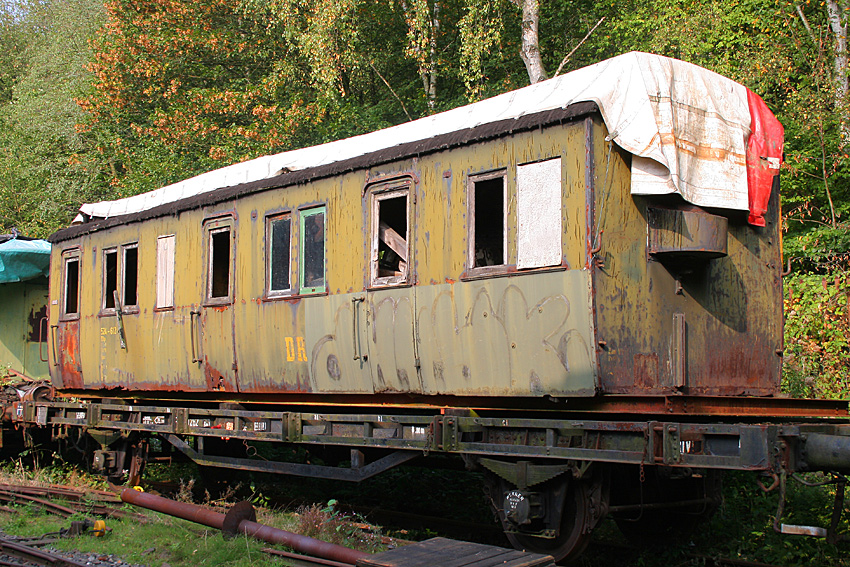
[480,458,573,489]
[165,434,417,482]
[663,423,682,465]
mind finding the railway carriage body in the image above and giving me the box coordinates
[47,83,782,402]
[22,53,850,562]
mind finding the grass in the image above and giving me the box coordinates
[1,458,850,566]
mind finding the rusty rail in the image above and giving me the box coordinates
[120,488,370,565]
[0,536,90,567]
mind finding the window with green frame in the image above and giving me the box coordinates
[299,206,326,294]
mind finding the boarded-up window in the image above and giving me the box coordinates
[517,158,562,269]
[63,254,80,317]
[468,171,506,270]
[123,245,138,307]
[156,235,175,309]
[267,214,291,295]
[299,207,326,294]
[103,249,118,310]
[371,189,409,286]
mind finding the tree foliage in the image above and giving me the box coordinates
[1,0,850,394]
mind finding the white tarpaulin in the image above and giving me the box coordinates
[77,52,752,221]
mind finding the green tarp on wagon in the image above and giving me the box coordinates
[0,238,51,283]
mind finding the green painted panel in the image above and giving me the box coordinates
[306,292,373,393]
[416,271,596,396]
[0,281,49,379]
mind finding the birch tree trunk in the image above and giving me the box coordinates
[827,0,849,139]
[512,0,547,84]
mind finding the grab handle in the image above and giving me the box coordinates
[50,325,59,367]
[190,309,203,363]
[39,317,49,362]
[352,297,365,361]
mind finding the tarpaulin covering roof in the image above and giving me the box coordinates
[0,238,51,283]
[75,52,783,226]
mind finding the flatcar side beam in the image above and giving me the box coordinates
[17,400,850,474]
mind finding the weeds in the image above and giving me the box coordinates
[295,499,384,553]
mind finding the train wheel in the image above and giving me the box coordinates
[503,479,594,563]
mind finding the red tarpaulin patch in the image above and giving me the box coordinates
[746,89,784,227]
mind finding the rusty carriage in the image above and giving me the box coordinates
[11,52,850,561]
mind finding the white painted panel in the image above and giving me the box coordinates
[156,235,175,308]
[517,158,562,269]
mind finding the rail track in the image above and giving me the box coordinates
[0,481,813,567]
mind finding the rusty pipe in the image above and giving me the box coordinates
[120,488,370,565]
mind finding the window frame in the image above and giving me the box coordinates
[265,212,293,299]
[298,206,327,295]
[122,243,139,312]
[60,248,81,321]
[369,184,411,288]
[204,217,235,306]
[101,247,119,315]
[466,169,509,277]
[155,234,176,310]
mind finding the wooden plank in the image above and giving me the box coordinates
[378,221,407,261]
[356,538,555,567]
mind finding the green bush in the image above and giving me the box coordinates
[783,271,850,399]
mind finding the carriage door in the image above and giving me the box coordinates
[53,249,83,388]
[200,217,239,392]
[365,177,422,393]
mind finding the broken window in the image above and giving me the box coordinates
[267,214,291,295]
[517,158,562,269]
[468,171,506,270]
[299,207,326,294]
[103,249,118,310]
[63,254,80,317]
[371,188,409,286]
[208,227,231,300]
[156,235,175,309]
[123,244,138,308]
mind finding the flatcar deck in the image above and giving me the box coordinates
[356,538,555,567]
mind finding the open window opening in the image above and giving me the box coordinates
[123,245,138,307]
[209,228,231,299]
[371,191,409,285]
[300,207,326,294]
[103,249,118,310]
[63,256,80,316]
[469,173,506,270]
[267,214,291,295]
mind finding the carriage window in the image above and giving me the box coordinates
[371,189,409,286]
[103,249,118,310]
[123,244,138,308]
[468,171,506,270]
[156,235,175,309]
[267,214,291,295]
[63,254,80,317]
[299,207,326,294]
[209,227,231,299]
[517,158,562,269]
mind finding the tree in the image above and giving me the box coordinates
[0,0,108,236]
